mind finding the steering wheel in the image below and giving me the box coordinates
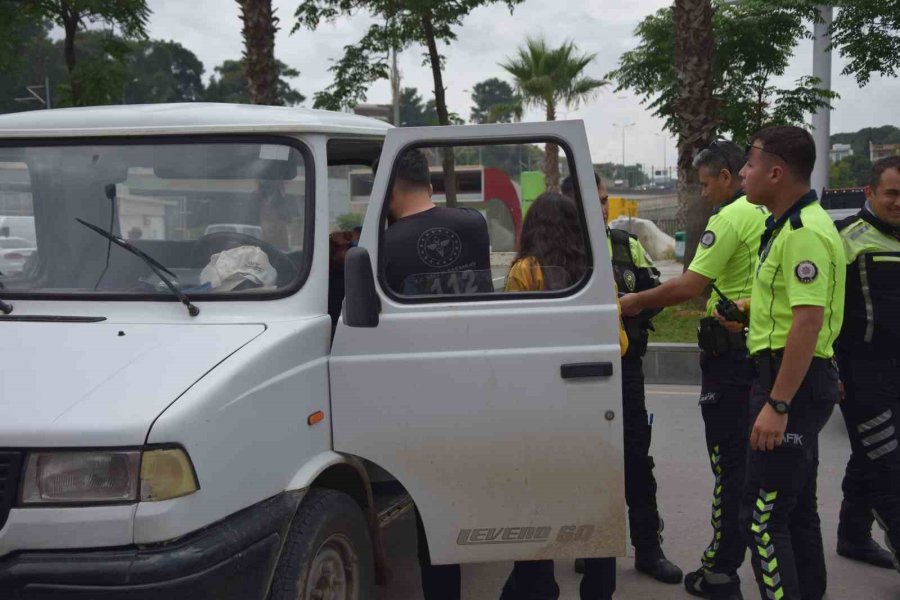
[189,232,297,288]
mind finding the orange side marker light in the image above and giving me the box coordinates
[308,411,325,426]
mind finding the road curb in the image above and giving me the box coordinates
[644,343,701,385]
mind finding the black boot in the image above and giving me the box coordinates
[574,558,585,574]
[634,545,683,584]
[837,536,895,569]
[684,568,743,599]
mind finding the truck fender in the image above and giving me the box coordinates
[285,451,390,585]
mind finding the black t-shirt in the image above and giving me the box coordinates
[383,206,493,295]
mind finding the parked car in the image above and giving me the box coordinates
[0,236,35,276]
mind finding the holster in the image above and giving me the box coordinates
[697,317,747,355]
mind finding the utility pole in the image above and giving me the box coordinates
[390,48,401,126]
[15,80,51,109]
[613,122,636,186]
[810,5,834,197]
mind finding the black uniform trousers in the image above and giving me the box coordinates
[698,350,752,576]
[622,355,663,549]
[499,559,615,600]
[741,357,838,600]
[836,353,900,557]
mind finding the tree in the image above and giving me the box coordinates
[827,0,900,87]
[673,0,718,270]
[469,77,521,124]
[609,0,836,145]
[0,1,43,74]
[830,154,871,188]
[123,40,205,103]
[501,38,606,191]
[237,0,279,104]
[24,0,150,105]
[204,59,306,106]
[293,0,524,207]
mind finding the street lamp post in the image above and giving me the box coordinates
[613,122,636,187]
[655,132,668,185]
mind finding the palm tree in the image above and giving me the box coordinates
[673,0,718,268]
[501,38,606,191]
[237,0,278,105]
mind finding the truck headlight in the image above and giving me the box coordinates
[20,448,198,505]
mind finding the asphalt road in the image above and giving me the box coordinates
[377,384,899,599]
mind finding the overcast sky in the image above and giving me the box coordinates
[140,0,898,170]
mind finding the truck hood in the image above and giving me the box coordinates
[0,322,264,447]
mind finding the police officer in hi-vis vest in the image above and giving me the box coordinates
[563,174,683,587]
[833,155,900,573]
[717,125,845,600]
[620,139,768,599]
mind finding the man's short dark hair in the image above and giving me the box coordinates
[561,171,601,197]
[870,155,900,190]
[693,140,744,176]
[394,149,431,189]
[749,125,816,183]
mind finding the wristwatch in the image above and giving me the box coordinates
[767,396,791,415]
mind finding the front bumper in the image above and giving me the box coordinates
[0,491,302,600]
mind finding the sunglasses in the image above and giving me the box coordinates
[744,143,788,163]
[706,139,737,172]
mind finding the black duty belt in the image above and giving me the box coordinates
[752,349,835,384]
[697,317,747,354]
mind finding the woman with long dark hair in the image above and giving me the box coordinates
[501,191,626,600]
[506,191,587,292]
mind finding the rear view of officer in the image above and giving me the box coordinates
[620,139,767,599]
[563,174,683,585]
[834,155,900,572]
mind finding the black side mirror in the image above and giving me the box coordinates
[343,246,380,328]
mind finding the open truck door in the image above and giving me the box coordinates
[330,121,625,565]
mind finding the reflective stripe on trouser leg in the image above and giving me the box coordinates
[751,489,784,600]
[701,445,724,570]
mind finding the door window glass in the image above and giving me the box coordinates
[377,141,592,299]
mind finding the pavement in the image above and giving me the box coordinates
[377,384,899,599]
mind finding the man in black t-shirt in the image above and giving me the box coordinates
[383,150,493,295]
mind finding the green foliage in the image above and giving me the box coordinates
[610,0,836,143]
[123,40,205,103]
[830,154,872,189]
[828,0,900,87]
[0,1,44,73]
[335,212,363,231]
[29,0,150,40]
[398,87,463,126]
[469,77,521,124]
[53,31,132,107]
[293,0,524,110]
[500,37,605,119]
[204,59,306,106]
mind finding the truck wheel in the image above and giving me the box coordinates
[270,488,376,600]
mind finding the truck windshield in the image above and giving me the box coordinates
[0,140,310,298]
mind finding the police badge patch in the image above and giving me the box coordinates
[623,269,637,291]
[795,261,818,283]
[700,230,716,249]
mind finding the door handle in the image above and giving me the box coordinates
[561,362,614,379]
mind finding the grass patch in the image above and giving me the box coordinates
[648,303,706,343]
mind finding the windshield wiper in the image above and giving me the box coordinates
[76,218,200,317]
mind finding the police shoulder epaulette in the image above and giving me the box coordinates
[789,211,804,230]
[834,214,861,233]
[628,232,639,241]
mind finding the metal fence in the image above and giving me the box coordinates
[654,218,680,237]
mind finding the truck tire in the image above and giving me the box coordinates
[269,488,376,600]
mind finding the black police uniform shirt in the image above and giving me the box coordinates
[383,206,493,295]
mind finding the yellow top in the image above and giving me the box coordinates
[506,256,629,356]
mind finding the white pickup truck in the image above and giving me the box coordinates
[0,103,625,600]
